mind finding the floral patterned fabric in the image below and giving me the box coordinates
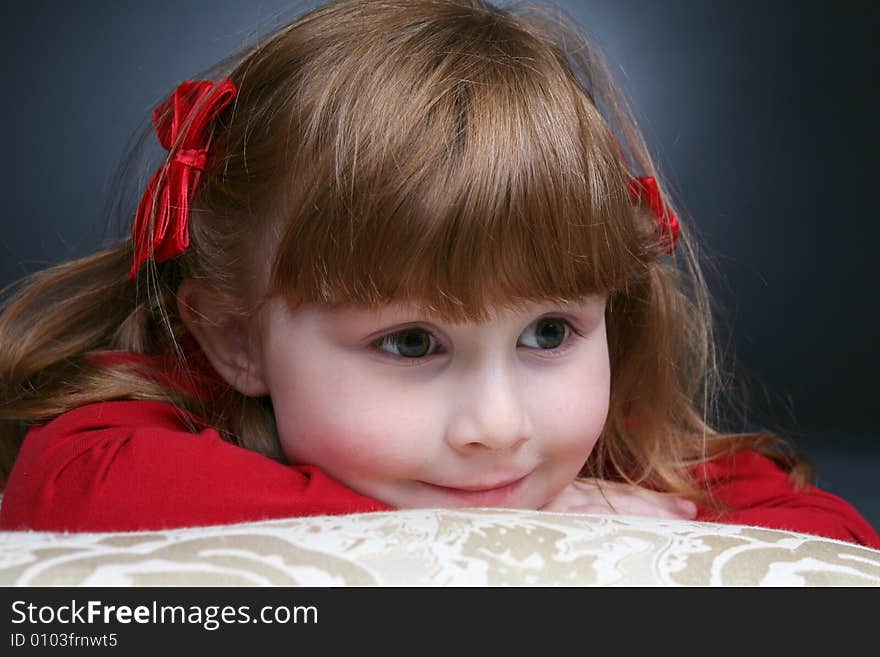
[2,509,879,586]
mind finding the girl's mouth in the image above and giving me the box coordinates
[419,473,530,506]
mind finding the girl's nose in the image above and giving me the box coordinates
[444,364,533,453]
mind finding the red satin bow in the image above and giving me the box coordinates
[129,78,237,279]
[627,175,680,254]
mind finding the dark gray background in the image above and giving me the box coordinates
[3,1,878,528]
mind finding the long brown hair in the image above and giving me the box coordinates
[0,0,807,502]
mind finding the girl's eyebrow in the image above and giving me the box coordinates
[326,296,606,327]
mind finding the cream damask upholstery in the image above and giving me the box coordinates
[2,508,879,586]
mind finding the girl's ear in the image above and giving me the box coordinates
[176,278,269,397]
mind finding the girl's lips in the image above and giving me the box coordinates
[420,473,530,506]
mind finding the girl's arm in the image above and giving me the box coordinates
[693,450,880,549]
[542,451,880,550]
[0,400,391,532]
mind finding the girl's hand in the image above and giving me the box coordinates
[541,478,698,519]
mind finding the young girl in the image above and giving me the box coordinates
[1,0,877,548]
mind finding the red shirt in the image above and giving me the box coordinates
[0,400,391,532]
[692,450,880,549]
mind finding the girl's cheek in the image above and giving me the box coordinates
[275,381,432,468]
[536,360,609,440]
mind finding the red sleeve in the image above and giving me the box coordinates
[0,401,392,532]
[693,450,880,549]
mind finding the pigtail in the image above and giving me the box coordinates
[0,23,291,481]
[1,245,137,477]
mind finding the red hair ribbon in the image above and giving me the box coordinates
[627,175,680,254]
[129,78,237,279]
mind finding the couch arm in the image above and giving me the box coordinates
[2,508,879,586]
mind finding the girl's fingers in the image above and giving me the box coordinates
[544,479,698,519]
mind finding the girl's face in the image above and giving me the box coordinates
[257,295,610,509]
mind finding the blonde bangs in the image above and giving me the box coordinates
[268,3,652,321]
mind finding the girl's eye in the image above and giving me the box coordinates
[518,317,571,350]
[374,328,440,359]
